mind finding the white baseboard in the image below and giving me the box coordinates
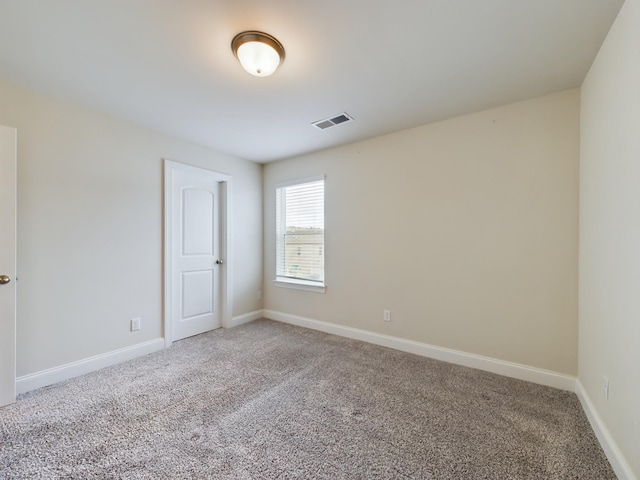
[263,310,576,391]
[229,309,263,328]
[16,338,165,395]
[575,380,636,480]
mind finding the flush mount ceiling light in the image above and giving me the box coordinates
[231,31,285,77]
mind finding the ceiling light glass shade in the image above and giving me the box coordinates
[232,31,285,77]
[237,41,280,77]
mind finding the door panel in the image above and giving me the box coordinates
[182,188,214,256]
[0,125,17,407]
[168,163,221,342]
[181,270,213,319]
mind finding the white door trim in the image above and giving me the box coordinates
[163,160,233,347]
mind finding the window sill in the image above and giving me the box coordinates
[274,278,326,293]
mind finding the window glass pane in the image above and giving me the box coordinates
[276,178,324,283]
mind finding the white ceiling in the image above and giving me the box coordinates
[0,0,624,163]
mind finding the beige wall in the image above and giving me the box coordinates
[0,80,263,377]
[264,90,579,375]
[580,0,640,477]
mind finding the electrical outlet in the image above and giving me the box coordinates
[602,376,609,401]
[131,317,141,332]
[383,310,391,322]
[257,290,262,300]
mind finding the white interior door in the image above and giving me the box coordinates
[0,125,17,407]
[166,161,225,343]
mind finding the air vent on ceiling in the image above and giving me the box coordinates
[312,112,354,130]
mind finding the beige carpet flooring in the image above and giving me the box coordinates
[0,319,615,479]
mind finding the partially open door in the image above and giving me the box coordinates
[164,160,232,346]
[0,125,17,407]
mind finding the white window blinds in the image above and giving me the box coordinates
[276,177,324,284]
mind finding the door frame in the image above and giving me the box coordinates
[163,160,233,347]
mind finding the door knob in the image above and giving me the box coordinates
[215,259,224,265]
[0,275,11,285]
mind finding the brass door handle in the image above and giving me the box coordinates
[0,275,11,285]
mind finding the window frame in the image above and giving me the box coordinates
[274,175,326,294]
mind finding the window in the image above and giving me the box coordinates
[275,176,325,292]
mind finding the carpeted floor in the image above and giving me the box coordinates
[0,319,615,479]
